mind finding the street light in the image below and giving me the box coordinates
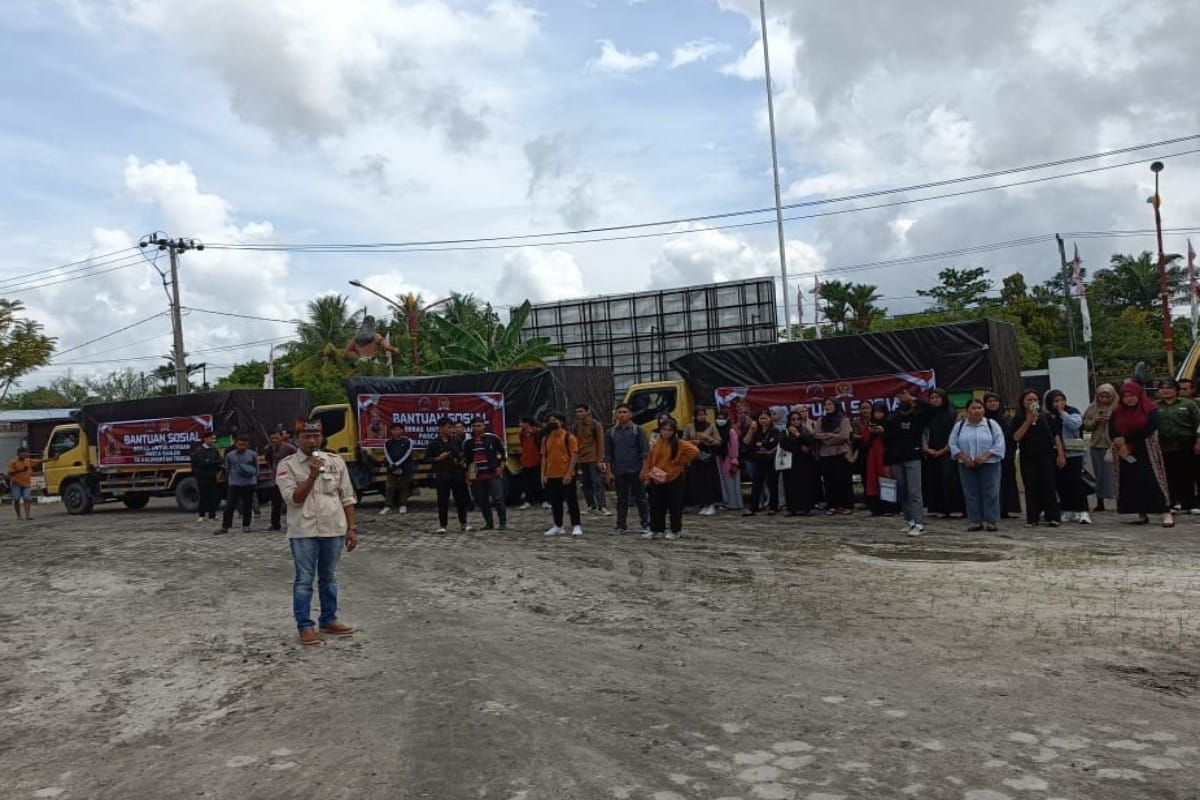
[1148,161,1175,374]
[348,280,452,375]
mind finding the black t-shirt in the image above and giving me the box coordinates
[425,436,465,478]
[1017,414,1057,456]
[882,403,933,465]
[748,427,780,461]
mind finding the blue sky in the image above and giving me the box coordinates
[1,0,1197,387]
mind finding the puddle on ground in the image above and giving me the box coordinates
[846,542,1013,563]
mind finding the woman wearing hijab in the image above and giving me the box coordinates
[683,407,724,516]
[948,397,1006,531]
[714,409,743,511]
[780,409,817,515]
[640,418,700,540]
[860,401,894,516]
[922,388,965,517]
[852,403,873,490]
[797,404,825,508]
[814,398,854,514]
[984,392,1022,517]
[1083,384,1117,512]
[1045,390,1091,524]
[742,410,780,515]
[1110,381,1173,527]
[1012,387,1065,527]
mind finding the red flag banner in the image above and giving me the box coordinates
[97,415,214,467]
[356,393,505,448]
[714,371,936,420]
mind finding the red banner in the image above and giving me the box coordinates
[356,393,505,449]
[97,415,214,467]
[714,371,936,421]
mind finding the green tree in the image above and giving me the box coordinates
[844,283,886,332]
[282,294,362,380]
[428,300,564,372]
[89,368,153,402]
[0,299,56,402]
[916,267,992,312]
[818,280,852,333]
[1091,251,1183,312]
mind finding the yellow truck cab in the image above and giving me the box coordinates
[624,379,693,437]
[42,389,311,515]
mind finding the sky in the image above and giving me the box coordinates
[1,0,1198,389]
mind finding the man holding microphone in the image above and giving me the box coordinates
[275,420,359,646]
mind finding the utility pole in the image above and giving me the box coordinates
[760,0,791,341]
[1055,234,1077,355]
[141,233,204,395]
[1149,161,1175,375]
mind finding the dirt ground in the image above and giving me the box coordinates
[1,493,1198,800]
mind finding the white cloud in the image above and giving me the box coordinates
[84,0,541,147]
[670,39,729,68]
[497,248,585,303]
[22,158,299,386]
[589,39,660,73]
[649,225,823,289]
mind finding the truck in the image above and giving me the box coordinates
[623,319,1023,429]
[310,366,615,496]
[40,389,310,515]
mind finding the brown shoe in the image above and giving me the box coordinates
[298,628,321,646]
[319,621,355,636]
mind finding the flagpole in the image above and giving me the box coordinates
[759,0,791,341]
[1188,238,1197,343]
[813,276,822,339]
[1072,244,1098,395]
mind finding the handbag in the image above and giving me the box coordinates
[1062,436,1087,452]
[878,477,898,503]
[774,447,793,471]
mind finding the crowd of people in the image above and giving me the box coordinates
[353,376,1187,540]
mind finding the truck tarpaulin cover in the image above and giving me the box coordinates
[78,389,310,453]
[346,367,615,433]
[716,371,936,417]
[671,320,1021,405]
[97,415,213,467]
[356,393,505,448]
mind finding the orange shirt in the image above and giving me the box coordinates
[519,430,541,468]
[8,457,35,488]
[640,438,699,484]
[540,429,578,479]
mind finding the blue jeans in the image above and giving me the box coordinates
[892,459,923,525]
[958,461,1001,525]
[290,536,344,630]
[579,462,606,509]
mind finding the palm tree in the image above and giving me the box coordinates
[283,294,362,378]
[845,283,886,332]
[429,300,564,372]
[819,280,852,333]
[1096,251,1183,311]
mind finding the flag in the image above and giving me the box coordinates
[1072,245,1092,345]
[796,286,804,339]
[263,345,275,389]
[1189,239,1197,341]
[813,276,822,339]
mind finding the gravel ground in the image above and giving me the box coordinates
[1,495,1198,800]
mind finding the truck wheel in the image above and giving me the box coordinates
[62,482,93,516]
[122,494,150,510]
[175,477,200,514]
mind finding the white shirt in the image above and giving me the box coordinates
[275,449,356,539]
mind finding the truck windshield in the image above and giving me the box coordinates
[627,387,677,426]
[311,408,346,439]
[47,429,79,458]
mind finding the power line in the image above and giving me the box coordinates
[205,146,1200,256]
[54,312,169,357]
[47,335,293,367]
[0,246,140,287]
[182,306,301,324]
[0,250,152,293]
[207,134,1200,252]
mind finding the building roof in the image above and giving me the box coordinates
[0,409,76,423]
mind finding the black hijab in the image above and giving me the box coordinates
[925,388,958,449]
[820,402,844,433]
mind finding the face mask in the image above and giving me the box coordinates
[716,419,728,426]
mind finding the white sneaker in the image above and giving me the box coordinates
[1078,511,1092,525]
[1064,511,1077,523]
[398,505,407,514]
[641,530,655,539]
[541,502,551,510]
[543,525,564,537]
[1189,508,1200,515]
[699,505,716,516]
[462,524,474,533]
[571,525,584,537]
[519,502,531,510]
[379,507,391,516]
[902,521,915,533]
[196,516,206,523]
[434,527,447,534]
[907,523,925,537]
[665,531,679,540]
[598,508,612,517]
